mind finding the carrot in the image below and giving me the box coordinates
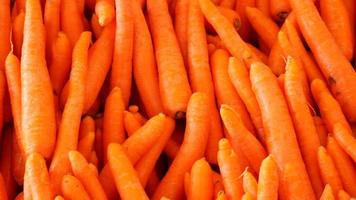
[250,61,315,199]
[91,14,103,38]
[107,143,149,200]
[132,0,163,117]
[327,136,356,196]
[245,44,268,64]
[148,0,192,118]
[257,156,279,200]
[83,22,115,112]
[0,129,16,200]
[235,0,255,42]
[320,0,354,60]
[318,146,343,196]
[102,87,125,163]
[338,190,351,200]
[54,196,64,200]
[220,105,267,172]
[174,0,189,67]
[68,151,108,200]
[320,185,335,200]
[95,0,115,26]
[311,79,352,133]
[99,165,119,200]
[12,11,25,58]
[208,43,216,55]
[78,131,95,160]
[21,0,56,159]
[188,158,214,200]
[219,0,235,9]
[333,123,356,162]
[187,0,223,163]
[0,173,8,200]
[313,116,328,146]
[211,49,255,133]
[0,0,10,71]
[110,0,134,106]
[61,175,91,200]
[268,41,285,76]
[199,0,253,60]
[123,111,142,137]
[146,170,161,197]
[242,171,257,198]
[48,32,72,95]
[245,7,279,50]
[217,139,245,200]
[284,57,323,197]
[206,7,242,34]
[79,116,95,139]
[25,153,54,200]
[152,93,210,200]
[289,0,356,122]
[228,56,264,140]
[61,0,84,46]
[44,0,60,60]
[128,105,147,124]
[135,117,175,187]
[269,0,290,23]
[23,164,31,200]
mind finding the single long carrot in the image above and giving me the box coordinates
[95,0,115,26]
[147,0,192,118]
[61,0,84,46]
[235,0,255,42]
[21,0,56,159]
[152,93,210,200]
[174,0,189,67]
[12,11,25,58]
[61,175,91,200]
[132,0,163,117]
[188,158,214,200]
[44,0,60,60]
[333,123,356,162]
[111,0,134,106]
[269,0,290,23]
[320,185,335,200]
[187,0,223,163]
[320,0,354,60]
[289,0,356,122]
[242,171,257,198]
[107,143,149,200]
[257,156,279,200]
[250,61,315,199]
[0,0,11,71]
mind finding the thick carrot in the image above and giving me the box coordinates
[320,185,335,200]
[79,116,95,139]
[269,0,290,23]
[44,0,60,60]
[174,0,189,67]
[284,57,323,197]
[318,146,343,196]
[289,0,356,122]
[313,116,328,146]
[107,143,149,200]
[21,0,56,159]
[102,87,125,163]
[327,136,356,196]
[152,93,210,200]
[228,57,264,140]
[95,0,115,26]
[25,153,54,200]
[0,0,10,71]
[333,123,356,162]
[219,0,235,8]
[338,190,351,200]
[220,105,267,172]
[235,0,255,42]
[250,61,315,199]
[211,49,255,133]
[68,151,108,200]
[111,0,134,106]
[48,32,72,95]
[0,174,8,200]
[147,0,192,118]
[243,171,257,198]
[320,0,354,60]
[132,0,163,117]
[12,11,25,58]
[245,7,279,50]
[61,175,91,200]
[61,0,84,46]
[217,139,245,200]
[78,131,95,160]
[187,0,223,163]
[188,158,214,200]
[257,155,279,200]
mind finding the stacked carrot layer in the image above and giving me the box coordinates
[0,0,356,199]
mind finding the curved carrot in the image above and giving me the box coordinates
[320,184,335,200]
[313,116,328,146]
[44,0,60,60]
[132,0,163,117]
[187,0,223,163]
[235,0,255,42]
[61,175,91,200]
[174,0,189,67]
[250,61,315,199]
[188,158,214,200]
[220,105,267,172]
[152,93,210,200]
[0,0,10,71]
[289,0,356,122]
[107,143,149,200]
[111,0,134,106]
[12,11,25,58]
[242,171,257,198]
[78,131,95,160]
[147,0,192,118]
[123,111,142,137]
[79,116,95,139]
[102,87,125,163]
[22,0,56,159]
[217,139,245,200]
[61,0,84,46]
[333,123,356,162]
[320,0,354,60]
[95,0,115,26]
[257,155,279,200]
[269,0,290,23]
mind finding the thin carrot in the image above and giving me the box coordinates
[235,0,255,42]
[242,171,257,198]
[333,123,356,162]
[257,156,279,200]
[320,0,354,60]
[188,158,214,200]
[12,11,25,58]
[124,111,142,137]
[78,131,95,160]
[0,0,11,71]
[219,0,235,9]
[152,93,210,200]
[269,0,290,23]
[21,0,56,159]
[217,139,245,200]
[61,0,84,46]
[313,116,328,146]
[61,175,91,200]
[174,0,189,67]
[95,0,115,26]
[107,143,149,200]
[250,61,315,199]
[44,0,60,60]
[132,0,163,117]
[320,185,335,200]
[148,0,192,118]
[338,190,351,200]
[289,0,356,122]
[79,116,95,139]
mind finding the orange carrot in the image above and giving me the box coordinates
[91,14,103,38]
[123,111,142,136]
[78,131,95,160]
[147,0,192,118]
[256,0,269,16]
[216,191,227,200]
[15,192,23,200]
[44,0,60,60]
[235,0,255,42]
[0,129,16,200]
[163,139,180,159]
[268,41,285,76]
[107,143,149,200]
[208,43,216,55]
[184,172,190,197]
[99,165,119,200]
[0,0,11,71]
[79,116,95,139]
[21,0,56,159]
[61,0,84,46]
[320,184,335,200]
[61,175,91,200]
[219,0,235,8]
[246,44,268,64]
[206,7,242,34]
[313,116,328,146]
[188,158,214,200]
[12,11,25,58]
[0,174,8,200]
[269,0,290,23]
[174,0,189,67]
[152,93,210,200]
[333,123,356,162]
[95,0,115,26]
[242,171,257,198]
[338,190,351,200]
[257,156,279,200]
[212,172,225,199]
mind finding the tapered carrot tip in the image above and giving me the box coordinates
[218,138,232,150]
[68,150,88,169]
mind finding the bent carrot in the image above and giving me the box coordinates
[257,156,279,200]
[188,158,214,200]
[333,123,356,162]
[61,175,91,200]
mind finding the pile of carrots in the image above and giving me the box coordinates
[0,0,356,199]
